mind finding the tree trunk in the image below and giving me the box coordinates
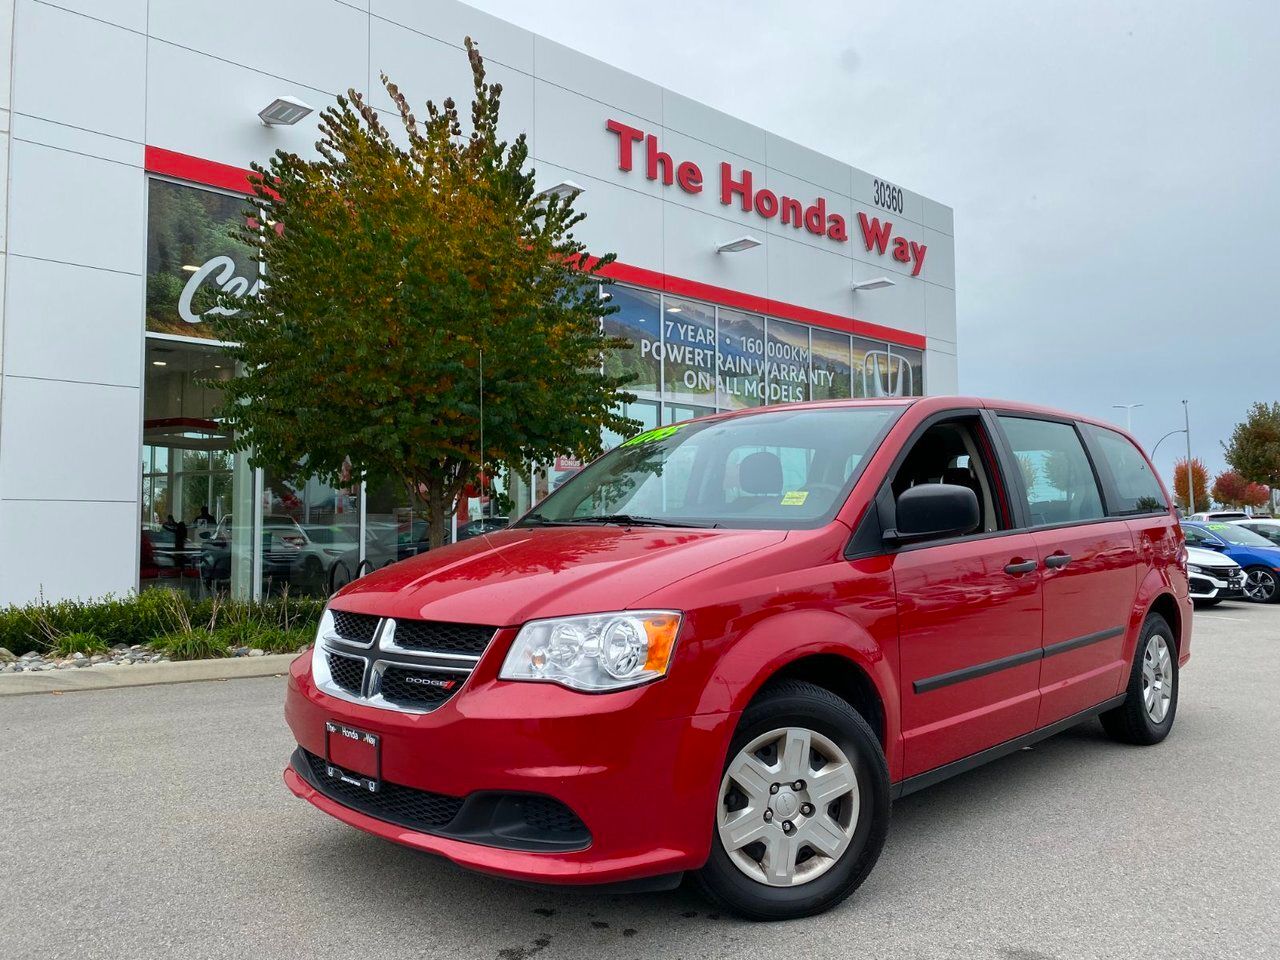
[424,476,450,550]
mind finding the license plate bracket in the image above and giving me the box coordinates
[324,721,381,793]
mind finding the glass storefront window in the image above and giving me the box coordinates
[141,338,250,598]
[810,327,853,401]
[766,319,811,404]
[660,296,717,411]
[260,466,361,597]
[890,346,926,397]
[716,308,766,410]
[603,286,661,400]
[146,179,259,340]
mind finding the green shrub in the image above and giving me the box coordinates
[0,590,325,657]
[51,631,107,657]
[153,629,230,661]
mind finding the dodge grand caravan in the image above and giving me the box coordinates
[284,397,1190,920]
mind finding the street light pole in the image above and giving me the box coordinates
[1183,399,1194,515]
[1112,403,1143,432]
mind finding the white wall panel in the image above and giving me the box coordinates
[662,201,769,300]
[150,0,367,96]
[549,169,663,273]
[654,128,759,231]
[8,140,143,274]
[12,0,145,141]
[145,41,328,169]
[922,196,954,236]
[40,0,146,33]
[849,267,927,338]
[765,133,851,198]
[533,80,660,199]
[925,281,957,343]
[534,35,662,124]
[766,235,855,320]
[12,114,142,165]
[925,346,959,394]
[850,167,924,227]
[761,167,853,259]
[662,90,765,163]
[371,0,534,72]
[0,376,140,501]
[0,498,138,603]
[920,227,955,290]
[4,256,143,387]
[848,199,937,283]
[368,17,532,148]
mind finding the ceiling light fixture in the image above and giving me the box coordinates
[181,265,199,272]
[258,96,314,127]
[850,277,896,291]
[716,236,762,254]
[152,360,167,366]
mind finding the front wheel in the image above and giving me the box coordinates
[694,680,890,920]
[1101,613,1178,745]
[1243,566,1279,603]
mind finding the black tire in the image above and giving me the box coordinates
[1243,566,1280,603]
[1192,598,1221,608]
[1100,613,1178,746]
[693,680,890,921]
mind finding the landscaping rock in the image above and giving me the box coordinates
[0,647,16,663]
[248,649,265,657]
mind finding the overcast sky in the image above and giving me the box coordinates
[470,0,1279,486]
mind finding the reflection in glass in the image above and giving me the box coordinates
[660,297,717,410]
[602,286,661,399]
[766,319,810,404]
[890,346,925,397]
[810,328,852,401]
[716,309,766,410]
[146,179,258,340]
[141,338,244,597]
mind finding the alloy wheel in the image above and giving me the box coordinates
[1244,568,1277,602]
[716,727,859,887]
[1141,634,1173,724]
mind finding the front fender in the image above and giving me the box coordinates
[691,605,902,782]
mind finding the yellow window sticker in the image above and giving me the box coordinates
[781,491,809,506]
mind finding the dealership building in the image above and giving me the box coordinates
[0,0,957,606]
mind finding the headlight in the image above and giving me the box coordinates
[499,611,682,692]
[1187,564,1206,575]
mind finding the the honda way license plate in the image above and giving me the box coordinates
[324,721,381,793]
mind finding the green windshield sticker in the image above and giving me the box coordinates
[781,491,809,506]
[620,424,682,447]
[1206,523,1229,530]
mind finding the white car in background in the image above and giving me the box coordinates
[1187,510,1250,521]
[1186,545,1245,607]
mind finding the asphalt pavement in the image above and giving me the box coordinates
[3,603,1278,960]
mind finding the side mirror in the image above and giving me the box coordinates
[887,483,980,543]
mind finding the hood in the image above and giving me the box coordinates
[332,525,788,625]
[1186,545,1240,568]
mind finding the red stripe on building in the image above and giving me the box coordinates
[146,146,928,351]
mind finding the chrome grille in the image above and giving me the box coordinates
[316,613,497,714]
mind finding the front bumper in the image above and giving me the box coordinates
[1189,567,1245,600]
[283,654,735,885]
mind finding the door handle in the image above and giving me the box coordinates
[1004,559,1038,576]
[1044,553,1072,569]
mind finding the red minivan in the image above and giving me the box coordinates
[284,397,1190,919]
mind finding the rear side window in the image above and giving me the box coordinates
[997,416,1105,526]
[1084,425,1169,515]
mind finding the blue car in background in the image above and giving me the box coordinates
[1182,521,1280,603]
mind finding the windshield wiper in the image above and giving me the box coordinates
[558,514,713,528]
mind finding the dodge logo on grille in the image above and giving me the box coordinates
[404,675,457,689]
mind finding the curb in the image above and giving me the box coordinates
[0,654,299,697]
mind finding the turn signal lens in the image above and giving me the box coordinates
[500,611,683,692]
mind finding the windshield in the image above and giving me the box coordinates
[1195,522,1275,547]
[521,405,902,530]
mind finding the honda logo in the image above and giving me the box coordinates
[861,350,913,398]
